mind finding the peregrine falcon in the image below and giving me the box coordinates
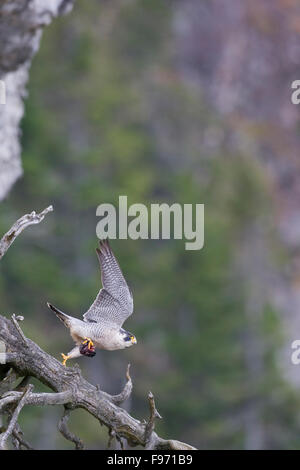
[47,239,136,366]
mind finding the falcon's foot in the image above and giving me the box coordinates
[82,337,94,349]
[61,353,70,366]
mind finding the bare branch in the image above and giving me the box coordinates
[0,368,19,395]
[157,439,198,450]
[58,407,84,450]
[0,205,53,260]
[107,427,125,450]
[107,427,115,449]
[111,364,133,406]
[14,376,31,393]
[116,433,124,450]
[11,434,20,450]
[0,384,33,450]
[0,390,72,412]
[12,423,34,450]
[0,314,196,449]
[144,391,162,449]
[11,314,28,347]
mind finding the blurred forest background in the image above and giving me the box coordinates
[2,0,300,449]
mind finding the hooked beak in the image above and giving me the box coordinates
[131,336,137,345]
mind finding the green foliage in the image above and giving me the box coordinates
[1,0,300,450]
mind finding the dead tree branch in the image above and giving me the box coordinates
[144,391,162,449]
[0,384,33,450]
[0,389,73,411]
[11,423,34,450]
[0,205,53,259]
[111,364,133,406]
[0,208,197,450]
[0,315,196,449]
[11,315,28,346]
[58,407,84,450]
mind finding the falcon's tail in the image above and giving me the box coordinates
[47,302,72,328]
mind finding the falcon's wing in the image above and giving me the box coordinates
[83,239,133,327]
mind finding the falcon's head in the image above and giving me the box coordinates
[120,329,137,348]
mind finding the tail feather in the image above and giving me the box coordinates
[47,302,71,328]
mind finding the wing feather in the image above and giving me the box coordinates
[83,240,133,327]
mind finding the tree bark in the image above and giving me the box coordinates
[0,0,74,201]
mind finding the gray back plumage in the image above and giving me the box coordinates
[83,239,133,328]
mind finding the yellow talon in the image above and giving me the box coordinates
[82,337,94,349]
[61,353,70,366]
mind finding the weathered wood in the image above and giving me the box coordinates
[0,0,74,200]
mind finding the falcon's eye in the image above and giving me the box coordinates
[124,336,131,342]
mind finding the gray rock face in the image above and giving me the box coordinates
[0,0,74,200]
